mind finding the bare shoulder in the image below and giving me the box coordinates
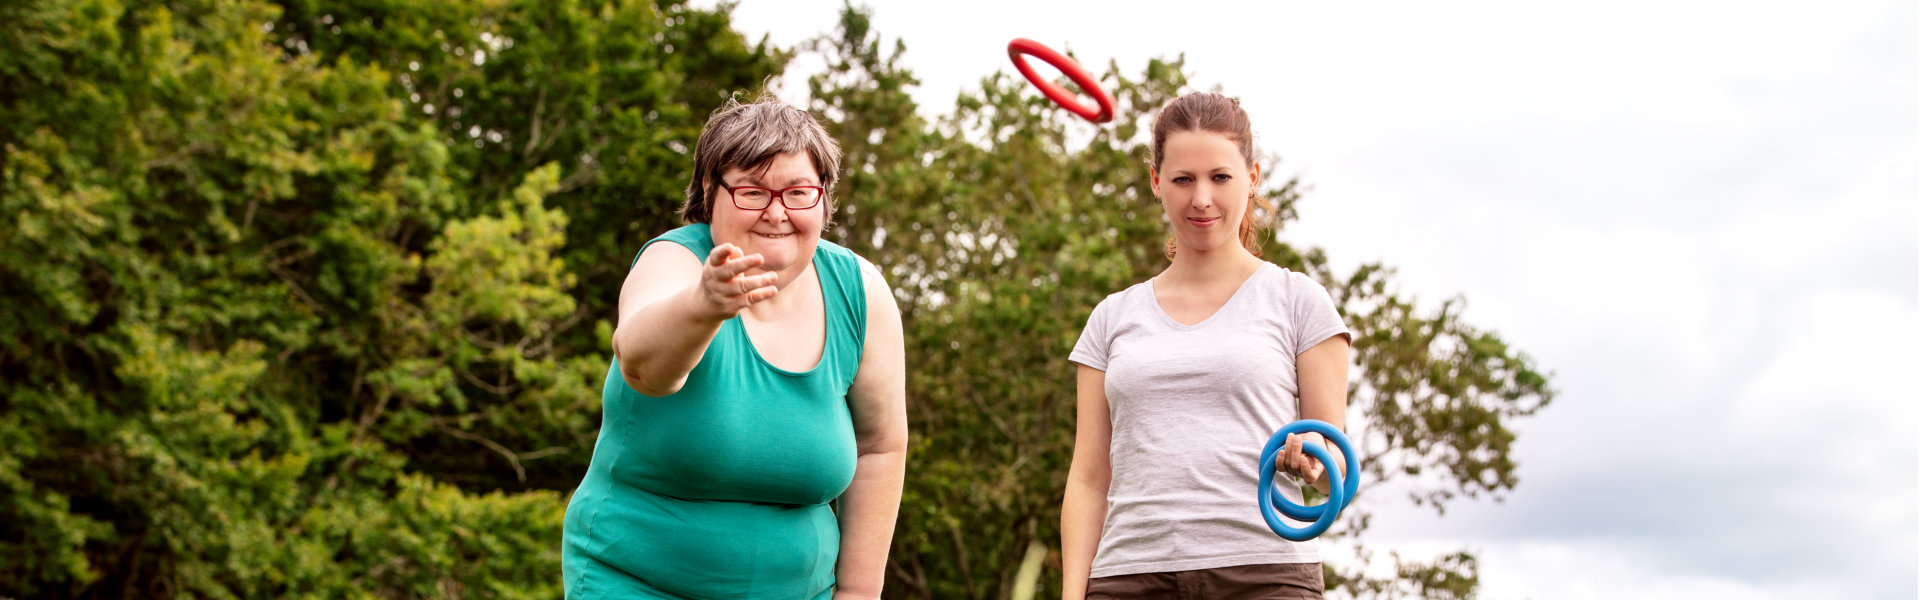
[632,240,703,276]
[852,253,894,303]
[617,240,704,322]
[853,253,886,283]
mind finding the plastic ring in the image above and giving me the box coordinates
[1257,419,1361,541]
[1006,38,1115,124]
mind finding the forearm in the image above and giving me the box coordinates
[610,286,725,396]
[834,448,905,598]
[1298,398,1346,495]
[1295,337,1351,494]
[1059,471,1108,600]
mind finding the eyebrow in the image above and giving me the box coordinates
[732,174,820,187]
[1168,166,1237,176]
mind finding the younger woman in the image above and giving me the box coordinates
[1063,92,1353,599]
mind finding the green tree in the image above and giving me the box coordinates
[3,0,1549,597]
[1,0,781,596]
[265,0,785,492]
[803,7,1553,599]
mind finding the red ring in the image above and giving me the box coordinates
[1007,38,1115,124]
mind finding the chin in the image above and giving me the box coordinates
[755,240,815,271]
[1178,235,1238,254]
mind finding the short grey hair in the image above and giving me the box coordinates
[680,94,843,225]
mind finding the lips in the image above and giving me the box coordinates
[1188,217,1222,227]
[754,232,794,239]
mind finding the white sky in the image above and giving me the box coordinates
[710,1,1919,597]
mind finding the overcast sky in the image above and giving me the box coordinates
[708,1,1919,597]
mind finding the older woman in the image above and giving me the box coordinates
[563,96,907,600]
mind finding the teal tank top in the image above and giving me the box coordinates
[563,224,867,599]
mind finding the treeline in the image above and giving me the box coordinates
[0,1,1550,598]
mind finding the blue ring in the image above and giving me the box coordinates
[1257,419,1360,541]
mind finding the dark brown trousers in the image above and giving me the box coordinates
[1086,563,1324,600]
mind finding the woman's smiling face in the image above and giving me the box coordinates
[1152,130,1259,256]
[708,151,826,275]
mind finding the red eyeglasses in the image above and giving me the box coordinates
[719,182,825,210]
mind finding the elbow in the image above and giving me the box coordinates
[1073,471,1112,492]
[628,375,682,398]
[858,433,909,459]
[614,355,681,397]
[630,381,683,398]
[888,424,911,455]
[853,404,910,458]
[1065,461,1111,491]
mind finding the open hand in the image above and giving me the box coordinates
[699,243,779,319]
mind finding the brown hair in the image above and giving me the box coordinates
[680,94,843,225]
[1150,92,1274,260]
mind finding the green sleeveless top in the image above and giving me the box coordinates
[563,224,867,599]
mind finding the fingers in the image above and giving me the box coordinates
[707,244,773,290]
[707,270,778,299]
[734,271,779,293]
[707,243,738,267]
[1280,433,1325,483]
[702,245,773,294]
[1282,433,1303,477]
[744,284,779,303]
[707,245,765,279]
[699,244,780,317]
[1302,458,1325,485]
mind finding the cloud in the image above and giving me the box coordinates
[1357,286,1917,597]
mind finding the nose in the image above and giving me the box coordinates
[759,198,790,223]
[1191,185,1213,210]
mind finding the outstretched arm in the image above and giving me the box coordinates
[609,242,780,396]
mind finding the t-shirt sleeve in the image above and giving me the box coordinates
[1289,271,1351,355]
[1068,297,1114,371]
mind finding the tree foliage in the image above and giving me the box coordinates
[2,1,1549,598]
[803,8,1553,600]
[2,0,776,596]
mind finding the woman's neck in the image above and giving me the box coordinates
[744,261,817,321]
[1160,243,1263,289]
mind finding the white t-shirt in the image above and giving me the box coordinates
[1069,262,1351,578]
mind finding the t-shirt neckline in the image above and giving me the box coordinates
[1145,263,1275,331]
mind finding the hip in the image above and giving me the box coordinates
[1088,563,1323,600]
[564,481,839,599]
